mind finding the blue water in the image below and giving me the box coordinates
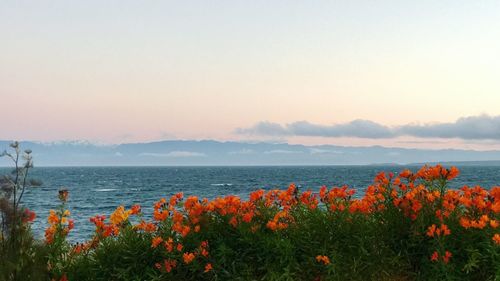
[2,166,499,241]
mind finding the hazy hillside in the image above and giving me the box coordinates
[2,140,500,166]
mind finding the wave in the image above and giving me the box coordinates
[95,188,117,192]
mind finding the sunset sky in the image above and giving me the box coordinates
[1,1,499,150]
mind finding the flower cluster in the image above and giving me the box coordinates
[45,190,74,244]
[315,255,330,265]
[43,165,500,279]
[89,204,141,240]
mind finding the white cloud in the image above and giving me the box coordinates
[237,115,500,140]
[309,148,344,154]
[139,151,206,158]
[264,150,303,154]
[228,149,255,155]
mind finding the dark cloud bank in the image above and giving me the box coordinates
[236,115,500,140]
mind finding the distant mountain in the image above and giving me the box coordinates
[1,140,500,166]
[410,160,500,166]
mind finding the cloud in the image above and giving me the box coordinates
[139,151,206,157]
[264,150,303,154]
[237,120,394,139]
[288,120,394,138]
[309,148,344,154]
[228,149,255,155]
[236,115,500,140]
[397,115,500,140]
[235,121,289,136]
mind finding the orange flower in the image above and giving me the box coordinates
[160,238,172,252]
[183,252,196,264]
[164,259,177,273]
[154,198,166,209]
[427,224,451,237]
[443,251,452,264]
[201,248,209,257]
[134,220,157,232]
[242,212,254,223]
[130,204,141,215]
[460,217,471,229]
[153,209,169,221]
[204,263,213,272]
[266,220,277,231]
[399,169,412,179]
[319,185,328,200]
[440,224,451,236]
[492,202,500,213]
[249,189,264,202]
[151,237,163,248]
[45,225,56,244]
[168,193,184,211]
[229,216,238,227]
[315,255,330,265]
[490,220,499,229]
[48,210,59,225]
[103,224,119,237]
[110,206,130,225]
[181,225,191,237]
[72,243,82,254]
[493,234,500,245]
[417,165,454,181]
[300,190,318,209]
[446,166,460,180]
[426,224,437,237]
[156,259,177,273]
[430,251,439,262]
[90,215,106,229]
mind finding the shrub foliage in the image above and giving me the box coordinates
[51,165,500,280]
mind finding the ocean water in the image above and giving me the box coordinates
[1,165,499,241]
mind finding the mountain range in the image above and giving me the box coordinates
[1,140,500,166]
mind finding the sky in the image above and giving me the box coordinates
[1,1,500,150]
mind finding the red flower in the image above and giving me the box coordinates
[204,263,213,272]
[430,251,439,262]
[130,204,141,215]
[23,208,36,223]
[493,234,500,245]
[443,251,452,263]
[183,252,195,264]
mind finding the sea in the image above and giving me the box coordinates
[1,165,499,242]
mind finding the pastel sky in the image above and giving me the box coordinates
[1,1,500,150]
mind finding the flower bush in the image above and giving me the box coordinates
[1,142,47,281]
[4,164,500,280]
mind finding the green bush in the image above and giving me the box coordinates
[45,165,500,281]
